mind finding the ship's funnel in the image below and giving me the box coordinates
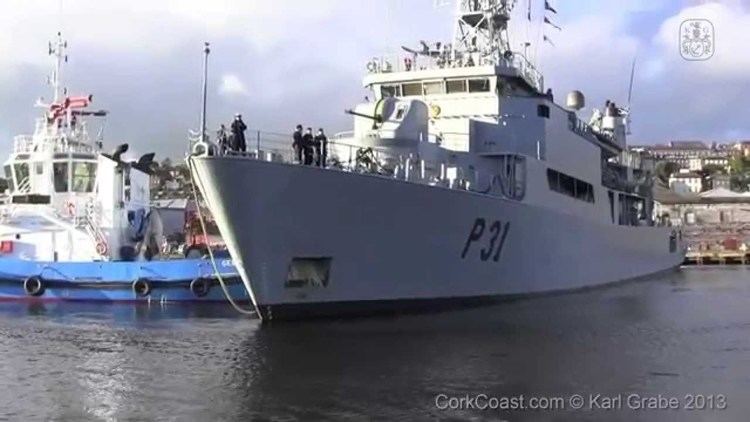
[566,90,585,111]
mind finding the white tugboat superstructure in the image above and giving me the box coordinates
[0,33,156,262]
[191,0,685,320]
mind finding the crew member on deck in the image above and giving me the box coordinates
[230,113,247,152]
[314,128,328,167]
[292,124,303,163]
[217,124,229,154]
[302,127,315,165]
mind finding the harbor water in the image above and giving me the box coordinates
[1,268,749,421]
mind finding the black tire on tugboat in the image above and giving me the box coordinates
[184,245,209,259]
[23,276,45,297]
[190,277,211,298]
[132,278,152,297]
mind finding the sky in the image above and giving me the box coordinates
[0,0,749,159]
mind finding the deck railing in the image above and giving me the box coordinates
[198,129,529,201]
[365,50,544,92]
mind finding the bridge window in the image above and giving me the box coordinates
[381,85,401,98]
[402,82,422,96]
[468,78,490,93]
[423,81,444,95]
[547,168,595,203]
[72,162,96,193]
[53,162,69,192]
[446,79,467,93]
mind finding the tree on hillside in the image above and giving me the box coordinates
[701,164,727,176]
[655,161,680,185]
[729,156,750,174]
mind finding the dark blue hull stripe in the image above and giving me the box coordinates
[0,277,244,290]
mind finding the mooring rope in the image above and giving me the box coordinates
[186,155,262,319]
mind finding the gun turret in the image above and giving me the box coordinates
[345,109,382,124]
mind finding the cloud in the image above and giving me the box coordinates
[3,0,750,160]
[219,74,248,97]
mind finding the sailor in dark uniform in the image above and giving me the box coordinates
[292,124,303,163]
[230,113,247,152]
[314,128,328,167]
[302,127,314,165]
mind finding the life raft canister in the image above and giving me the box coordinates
[132,278,152,297]
[23,276,45,297]
[190,277,211,298]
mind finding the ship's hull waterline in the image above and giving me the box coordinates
[193,157,685,320]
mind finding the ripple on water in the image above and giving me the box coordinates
[0,269,748,420]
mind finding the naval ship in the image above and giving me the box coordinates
[190,0,685,320]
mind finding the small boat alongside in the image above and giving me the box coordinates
[0,33,248,303]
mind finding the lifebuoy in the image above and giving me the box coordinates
[95,241,108,256]
[366,61,377,73]
[190,277,211,298]
[132,278,151,297]
[23,276,45,297]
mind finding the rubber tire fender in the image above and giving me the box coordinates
[190,277,211,298]
[132,278,152,297]
[23,276,45,297]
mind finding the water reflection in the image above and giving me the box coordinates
[0,268,749,420]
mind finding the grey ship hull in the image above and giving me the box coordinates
[193,157,685,321]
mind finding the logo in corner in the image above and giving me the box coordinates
[680,19,714,61]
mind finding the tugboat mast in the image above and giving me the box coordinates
[49,31,68,103]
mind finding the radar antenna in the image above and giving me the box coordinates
[453,0,515,64]
[48,32,68,103]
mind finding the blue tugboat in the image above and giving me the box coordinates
[0,33,249,303]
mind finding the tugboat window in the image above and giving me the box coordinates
[35,162,44,175]
[468,78,490,93]
[72,162,96,193]
[53,162,69,192]
[4,165,14,191]
[13,163,29,187]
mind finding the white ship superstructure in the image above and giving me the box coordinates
[191,0,685,320]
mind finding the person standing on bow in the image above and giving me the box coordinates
[302,127,315,165]
[217,124,229,155]
[314,128,328,167]
[292,124,303,163]
[230,113,247,152]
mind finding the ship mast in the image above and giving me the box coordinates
[49,32,68,104]
[453,0,514,65]
[200,42,210,143]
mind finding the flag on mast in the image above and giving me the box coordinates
[545,0,557,14]
[544,16,562,30]
[543,35,555,46]
[527,0,532,20]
